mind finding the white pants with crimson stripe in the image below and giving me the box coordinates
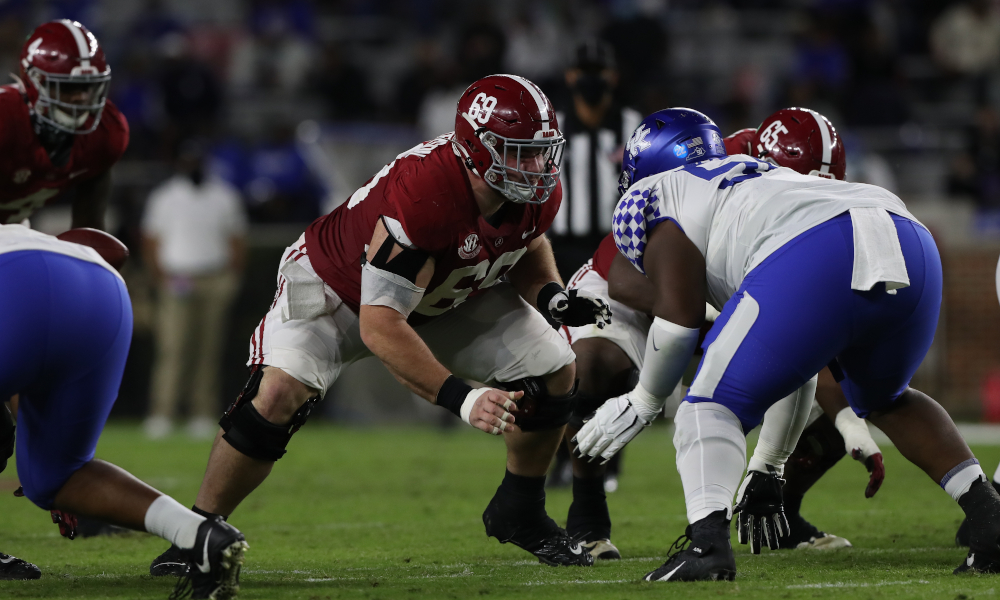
[249,234,576,396]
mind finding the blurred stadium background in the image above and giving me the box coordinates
[14,0,1000,424]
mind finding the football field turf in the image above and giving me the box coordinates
[2,422,999,599]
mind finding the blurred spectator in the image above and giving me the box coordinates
[600,0,667,112]
[312,43,374,121]
[844,18,909,126]
[110,53,163,159]
[550,41,641,281]
[787,13,851,115]
[503,4,568,87]
[229,0,316,95]
[141,141,247,439]
[158,32,223,141]
[930,0,1000,84]
[244,121,325,222]
[395,39,449,124]
[416,19,507,138]
[948,105,1000,208]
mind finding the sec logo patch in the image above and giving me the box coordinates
[458,233,480,259]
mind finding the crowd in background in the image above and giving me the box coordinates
[3,0,1000,224]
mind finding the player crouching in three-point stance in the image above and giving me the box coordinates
[0,225,247,599]
[149,74,610,574]
[575,107,1000,581]
[560,108,887,560]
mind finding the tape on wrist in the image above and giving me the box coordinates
[460,388,491,425]
[628,383,664,423]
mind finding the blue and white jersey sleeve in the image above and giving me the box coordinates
[612,157,777,275]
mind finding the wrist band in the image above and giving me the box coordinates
[436,375,473,418]
[537,281,563,314]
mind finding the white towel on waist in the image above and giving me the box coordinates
[279,259,329,322]
[849,207,910,292]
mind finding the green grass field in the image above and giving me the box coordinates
[2,422,999,599]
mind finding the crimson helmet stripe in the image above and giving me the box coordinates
[59,20,91,59]
[803,107,832,173]
[496,73,550,132]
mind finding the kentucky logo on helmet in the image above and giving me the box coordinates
[626,124,652,159]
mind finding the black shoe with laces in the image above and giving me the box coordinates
[957,479,1000,549]
[644,510,736,582]
[0,552,40,580]
[151,544,189,577]
[955,478,1000,574]
[170,517,248,600]
[483,498,593,566]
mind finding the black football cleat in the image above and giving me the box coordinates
[151,544,189,577]
[169,517,248,600]
[780,513,851,550]
[483,499,593,566]
[581,538,621,560]
[955,478,1000,575]
[644,511,736,582]
[0,552,41,580]
[956,518,971,548]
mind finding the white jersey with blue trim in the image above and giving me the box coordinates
[0,224,122,280]
[612,155,919,310]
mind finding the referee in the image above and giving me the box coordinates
[551,41,642,282]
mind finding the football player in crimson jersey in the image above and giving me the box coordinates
[149,74,612,575]
[557,108,882,560]
[0,20,128,227]
[0,19,128,580]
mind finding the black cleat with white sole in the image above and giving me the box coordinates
[0,552,40,580]
[644,511,735,582]
[483,499,593,566]
[955,478,1000,575]
[151,544,188,577]
[170,517,248,600]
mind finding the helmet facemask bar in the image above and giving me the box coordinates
[28,67,110,134]
[480,131,564,204]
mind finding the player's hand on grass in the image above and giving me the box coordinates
[538,283,612,328]
[465,389,523,436]
[50,510,78,540]
[735,466,789,554]
[573,392,655,463]
[834,407,884,498]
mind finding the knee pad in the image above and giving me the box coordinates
[496,376,576,432]
[219,366,319,461]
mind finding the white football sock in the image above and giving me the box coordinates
[674,401,747,523]
[940,458,987,502]
[748,376,817,475]
[144,495,206,550]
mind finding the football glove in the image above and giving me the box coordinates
[573,388,660,463]
[0,402,13,475]
[50,510,78,540]
[734,466,789,554]
[538,282,612,328]
[834,407,885,498]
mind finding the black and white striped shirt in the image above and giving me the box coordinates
[552,106,642,238]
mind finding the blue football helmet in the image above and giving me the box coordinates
[618,108,727,196]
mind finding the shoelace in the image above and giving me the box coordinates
[663,529,693,563]
[169,569,194,600]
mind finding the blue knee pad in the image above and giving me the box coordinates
[0,251,132,508]
[685,213,941,431]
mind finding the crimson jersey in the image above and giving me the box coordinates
[306,133,561,323]
[591,232,618,279]
[0,84,129,224]
[723,127,756,157]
